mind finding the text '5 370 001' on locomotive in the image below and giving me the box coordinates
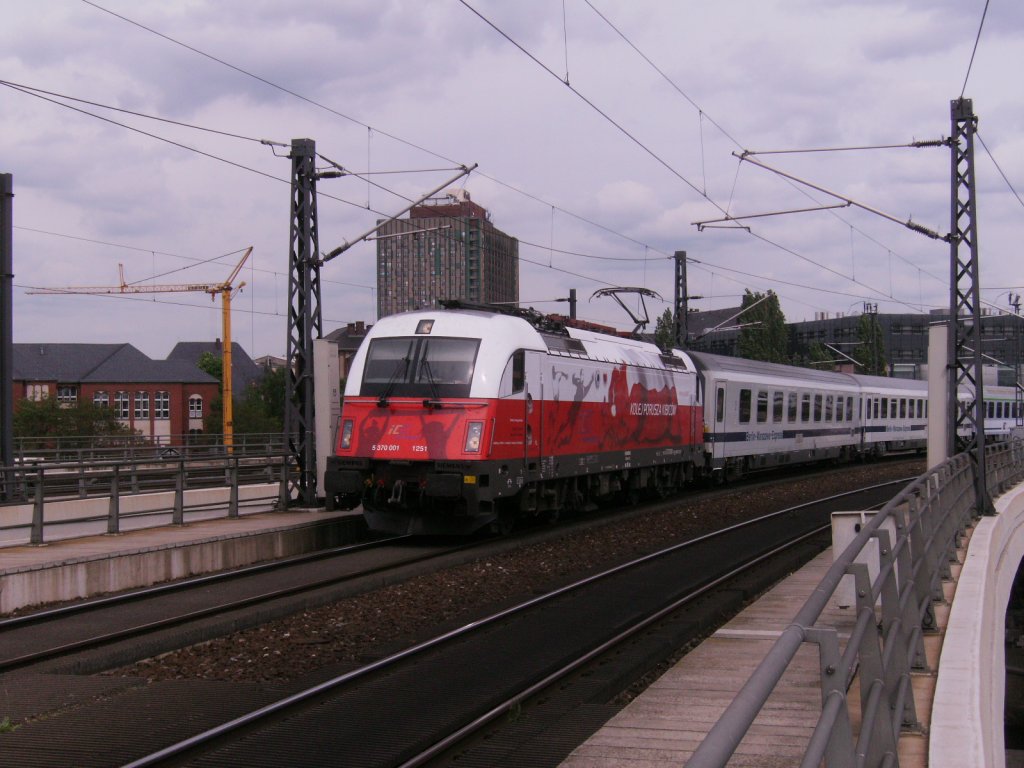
[323,303,1016,536]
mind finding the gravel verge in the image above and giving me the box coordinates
[114,460,923,684]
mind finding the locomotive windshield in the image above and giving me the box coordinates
[361,336,480,398]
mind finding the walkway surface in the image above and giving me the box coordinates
[560,543,949,767]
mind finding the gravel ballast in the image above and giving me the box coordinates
[116,460,923,684]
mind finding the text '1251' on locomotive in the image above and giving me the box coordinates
[324,303,705,535]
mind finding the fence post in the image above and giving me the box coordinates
[30,466,44,545]
[228,456,239,518]
[173,459,185,525]
[108,464,120,534]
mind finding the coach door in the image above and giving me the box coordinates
[713,383,726,460]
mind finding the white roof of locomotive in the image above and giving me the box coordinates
[344,308,696,398]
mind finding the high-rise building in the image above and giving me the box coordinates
[376,191,518,318]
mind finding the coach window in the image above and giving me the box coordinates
[846,396,854,421]
[756,391,768,423]
[787,392,797,423]
[837,396,845,422]
[880,398,888,419]
[801,393,811,422]
[739,389,752,423]
[814,394,823,422]
[499,350,525,397]
[899,399,906,419]
[716,387,725,423]
[825,395,834,422]
[773,391,784,423]
[917,400,924,418]
[890,399,898,418]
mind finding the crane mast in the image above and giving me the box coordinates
[27,247,253,449]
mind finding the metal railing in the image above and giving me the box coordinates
[686,439,1024,768]
[0,453,296,546]
[7,432,287,465]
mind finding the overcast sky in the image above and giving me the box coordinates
[2,0,1021,359]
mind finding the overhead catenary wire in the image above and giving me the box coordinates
[65,0,948,320]
[578,1,950,294]
[458,0,939,315]
[75,0,877,318]
[960,0,990,99]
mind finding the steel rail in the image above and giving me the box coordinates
[119,479,910,768]
[0,535,490,674]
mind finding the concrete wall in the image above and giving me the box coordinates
[930,481,1024,768]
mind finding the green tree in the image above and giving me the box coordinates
[654,308,677,350]
[197,351,223,382]
[853,312,887,375]
[205,366,287,435]
[736,290,789,363]
[13,397,134,448]
[198,352,227,435]
[805,341,836,371]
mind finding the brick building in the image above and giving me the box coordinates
[12,343,220,439]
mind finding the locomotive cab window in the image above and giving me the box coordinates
[362,336,480,398]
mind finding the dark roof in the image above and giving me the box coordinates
[687,306,745,340]
[323,323,372,353]
[167,341,261,394]
[13,343,217,384]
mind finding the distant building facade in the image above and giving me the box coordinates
[376,191,518,318]
[686,308,1023,382]
[12,343,219,439]
[323,321,372,381]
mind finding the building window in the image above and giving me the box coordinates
[155,391,170,419]
[134,392,150,419]
[93,391,109,408]
[189,395,203,419]
[57,385,78,405]
[27,383,49,401]
[115,391,130,419]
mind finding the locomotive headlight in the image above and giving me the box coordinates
[464,421,484,453]
[340,419,354,450]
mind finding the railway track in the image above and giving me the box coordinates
[101,479,907,768]
[0,536,483,675]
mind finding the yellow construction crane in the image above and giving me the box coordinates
[27,247,253,450]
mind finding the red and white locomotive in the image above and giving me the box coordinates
[324,303,705,534]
